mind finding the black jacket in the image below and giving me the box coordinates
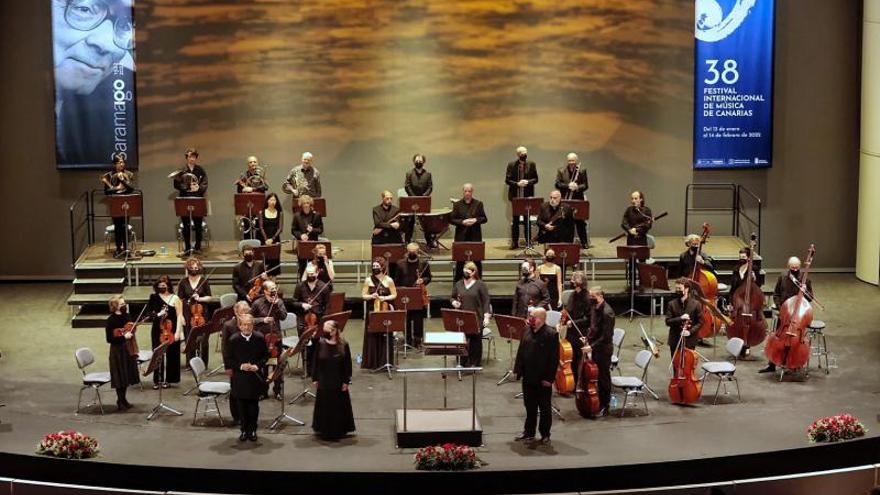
[291,210,323,241]
[665,296,703,350]
[394,257,432,288]
[773,270,813,308]
[174,164,208,197]
[232,260,266,301]
[291,280,330,318]
[588,302,615,355]
[505,160,538,200]
[450,198,487,242]
[372,204,403,244]
[679,248,714,278]
[512,278,551,318]
[554,164,588,200]
[227,331,268,400]
[404,168,433,196]
[250,295,287,336]
[514,325,559,385]
[536,201,574,244]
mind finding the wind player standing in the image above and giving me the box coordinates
[554,152,590,249]
[173,148,208,256]
[505,146,538,249]
[450,183,487,281]
[394,242,432,349]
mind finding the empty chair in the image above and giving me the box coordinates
[189,357,231,426]
[700,337,744,405]
[177,221,211,250]
[560,289,574,307]
[104,224,136,253]
[610,327,626,375]
[610,349,654,417]
[807,320,830,373]
[545,310,562,328]
[237,238,260,254]
[481,305,496,361]
[219,293,238,309]
[279,312,297,337]
[74,348,112,415]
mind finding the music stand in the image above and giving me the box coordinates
[293,197,327,217]
[234,193,265,240]
[547,242,581,281]
[562,199,590,221]
[367,310,406,379]
[511,197,543,257]
[400,196,431,248]
[253,243,281,263]
[638,263,670,343]
[371,244,406,270]
[174,197,207,256]
[144,342,183,420]
[272,327,316,426]
[396,287,425,358]
[617,245,650,320]
[327,292,345,315]
[441,308,481,379]
[321,310,352,334]
[296,240,332,260]
[493,314,527,386]
[452,242,485,263]
[106,193,143,261]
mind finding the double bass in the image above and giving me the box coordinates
[554,311,576,395]
[727,234,767,347]
[765,245,815,370]
[562,309,601,418]
[668,319,702,404]
[689,223,721,339]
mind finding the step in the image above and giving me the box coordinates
[73,277,126,294]
[72,312,110,329]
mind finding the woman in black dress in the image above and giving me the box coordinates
[259,193,284,276]
[178,258,214,367]
[105,295,140,411]
[450,261,492,366]
[311,320,355,440]
[147,275,184,388]
[538,248,563,310]
[360,257,397,369]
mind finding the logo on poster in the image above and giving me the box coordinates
[695,0,757,42]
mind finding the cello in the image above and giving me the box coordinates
[668,319,702,405]
[727,234,767,347]
[554,310,576,396]
[765,245,815,371]
[689,223,721,339]
[562,309,601,417]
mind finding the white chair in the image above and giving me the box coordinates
[282,335,301,376]
[560,289,574,307]
[104,224,136,253]
[237,238,261,254]
[481,307,496,361]
[279,312,297,337]
[545,310,562,328]
[188,357,231,426]
[219,293,238,309]
[610,349,654,417]
[136,350,153,390]
[74,348,112,415]
[610,327,626,375]
[701,337,744,405]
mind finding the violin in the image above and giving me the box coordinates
[189,299,206,328]
[563,309,601,417]
[248,277,264,302]
[553,310,576,396]
[668,320,702,405]
[113,320,147,356]
[727,234,767,347]
[159,308,175,345]
[765,245,815,370]
[689,223,721,339]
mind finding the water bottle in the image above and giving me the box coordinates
[355,353,362,366]
[610,394,618,409]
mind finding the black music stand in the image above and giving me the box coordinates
[562,199,590,221]
[617,245,650,320]
[106,193,143,261]
[371,244,406,270]
[548,242,581,281]
[511,197,543,257]
[400,196,431,248]
[493,314,527,386]
[253,243,281,263]
[144,342,183,420]
[273,327,316,426]
[293,197,327,217]
[396,287,425,358]
[297,240,332,260]
[367,310,406,379]
[234,193,265,240]
[321,310,352,334]
[638,263,670,343]
[174,197,207,256]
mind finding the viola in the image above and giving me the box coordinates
[189,299,206,329]
[727,234,767,347]
[668,320,702,405]
[159,313,175,345]
[265,331,280,360]
[113,321,141,356]
[765,244,815,370]
[689,223,721,339]
[554,310,576,395]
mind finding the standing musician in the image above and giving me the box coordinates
[394,243,432,349]
[250,280,287,399]
[513,307,559,445]
[583,287,614,416]
[536,190,574,244]
[258,193,284,277]
[538,249,564,310]
[679,234,715,277]
[450,261,491,366]
[759,256,813,373]
[105,295,139,411]
[232,245,267,302]
[505,146,539,249]
[282,152,322,199]
[726,247,758,357]
[222,301,251,426]
[291,265,330,376]
[311,320,356,440]
[372,190,403,245]
[403,153,434,246]
[360,257,398,370]
[102,154,135,257]
[147,276,184,389]
[292,195,324,276]
[559,271,591,384]
[173,148,208,256]
[554,152,590,249]
[177,258,215,367]
[665,277,703,358]
[512,259,551,319]
[450,183,488,281]
[620,190,653,246]
[235,156,268,193]
[227,314,268,442]
[302,243,335,291]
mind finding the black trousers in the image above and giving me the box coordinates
[521,382,553,438]
[181,216,204,251]
[229,392,240,421]
[511,215,532,246]
[235,398,259,433]
[593,350,612,410]
[405,309,425,346]
[574,219,589,247]
[453,261,483,282]
[112,217,128,252]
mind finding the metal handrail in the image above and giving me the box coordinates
[684,183,762,252]
[736,185,762,252]
[398,367,482,431]
[90,188,147,243]
[68,191,92,267]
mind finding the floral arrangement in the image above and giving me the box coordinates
[36,430,100,459]
[414,443,482,471]
[807,414,867,443]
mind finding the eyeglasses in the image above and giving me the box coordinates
[65,0,134,51]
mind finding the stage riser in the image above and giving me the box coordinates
[395,430,483,448]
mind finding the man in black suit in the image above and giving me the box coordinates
[536,190,574,244]
[554,152,590,248]
[450,183,488,281]
[584,287,615,415]
[232,245,267,302]
[514,307,559,445]
[371,190,403,245]
[394,242,433,348]
[173,148,209,256]
[505,146,538,249]
[227,314,268,442]
[222,301,251,426]
[403,154,433,246]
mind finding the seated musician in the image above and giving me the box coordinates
[236,156,268,193]
[450,183,487,281]
[291,264,330,375]
[102,154,135,257]
[679,234,715,278]
[232,245,267,302]
[512,259,551,319]
[394,242,432,349]
[301,243,335,291]
[759,256,813,373]
[451,261,491,367]
[536,190,574,244]
[250,280,287,400]
[292,195,324,276]
[403,154,433,246]
[665,277,703,359]
[372,190,403,245]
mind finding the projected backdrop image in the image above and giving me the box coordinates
[132,0,693,240]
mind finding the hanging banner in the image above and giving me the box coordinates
[51,0,138,169]
[694,0,774,169]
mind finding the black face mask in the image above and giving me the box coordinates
[408,253,419,261]
[519,155,527,162]
[588,297,598,305]
[463,271,473,280]
[414,162,424,169]
[372,268,382,275]
[675,289,684,297]
[521,268,530,278]
[307,275,317,282]
[187,269,199,276]
[690,246,698,253]
[159,286,169,294]
[244,254,254,263]
[790,269,800,276]
[545,255,555,262]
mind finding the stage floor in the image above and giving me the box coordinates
[1,274,877,475]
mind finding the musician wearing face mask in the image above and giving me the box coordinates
[554,152,590,248]
[513,307,559,445]
[759,256,813,374]
[450,183,488,281]
[451,262,491,367]
[105,295,139,411]
[372,190,403,245]
[394,243,433,349]
[620,190,653,247]
[250,280,287,399]
[302,243,335,291]
[665,278,703,359]
[538,249,563,310]
[512,259,551,319]
[102,154,136,257]
[584,287,615,416]
[232,246,267,302]
[292,194,324,276]
[147,275,184,389]
[505,146,539,249]
[559,271,591,384]
[173,148,208,256]
[178,258,215,368]
[536,190,574,244]
[403,154,434,246]
[291,265,330,374]
[227,314,268,442]
[361,258,398,370]
[222,300,251,426]
[679,234,715,278]
[726,247,760,358]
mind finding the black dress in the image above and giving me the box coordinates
[105,313,140,389]
[177,276,213,367]
[361,275,396,369]
[148,293,182,384]
[539,267,560,310]
[311,339,355,439]
[259,209,283,276]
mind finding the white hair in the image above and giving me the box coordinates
[788,256,801,266]
[566,152,578,161]
[302,152,313,160]
[516,146,528,154]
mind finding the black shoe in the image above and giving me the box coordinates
[514,432,535,442]
[248,431,258,442]
[539,436,551,445]
[116,401,126,412]
[758,364,776,373]
[122,400,133,410]
[231,419,241,427]
[238,432,248,442]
